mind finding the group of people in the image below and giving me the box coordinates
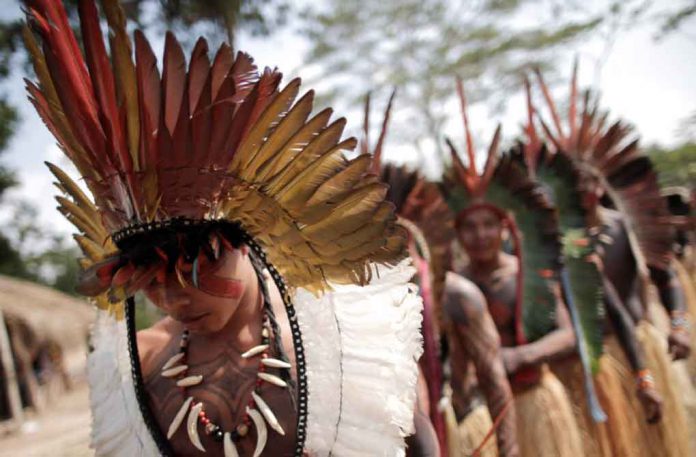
[21,0,695,455]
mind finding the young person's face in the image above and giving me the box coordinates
[143,246,251,334]
[579,171,603,213]
[457,207,504,264]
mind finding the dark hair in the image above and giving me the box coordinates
[114,218,247,271]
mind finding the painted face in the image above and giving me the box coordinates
[579,170,604,212]
[457,206,504,264]
[143,246,251,334]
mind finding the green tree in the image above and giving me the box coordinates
[647,143,696,190]
[301,0,696,159]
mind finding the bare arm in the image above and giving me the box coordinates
[603,275,663,422]
[406,368,440,457]
[649,265,691,359]
[444,273,519,457]
[603,277,646,372]
[509,283,576,370]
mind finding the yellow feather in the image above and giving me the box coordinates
[74,234,111,262]
[275,139,356,211]
[302,183,387,238]
[47,163,98,213]
[256,108,333,180]
[103,0,140,169]
[58,206,103,243]
[249,90,315,181]
[23,26,61,115]
[232,78,301,175]
[306,154,372,207]
[266,119,347,195]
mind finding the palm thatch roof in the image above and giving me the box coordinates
[0,275,93,376]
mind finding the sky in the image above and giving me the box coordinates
[1,0,695,242]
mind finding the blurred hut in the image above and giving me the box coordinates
[0,275,92,431]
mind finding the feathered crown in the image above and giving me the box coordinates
[442,78,562,344]
[529,62,675,270]
[23,0,405,309]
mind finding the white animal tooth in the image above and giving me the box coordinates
[261,358,292,369]
[251,391,285,436]
[167,397,193,439]
[258,372,287,388]
[223,432,240,457]
[162,352,185,371]
[176,375,203,387]
[161,365,188,378]
[241,344,269,359]
[187,402,206,452]
[247,407,267,457]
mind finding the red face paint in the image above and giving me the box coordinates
[196,274,245,299]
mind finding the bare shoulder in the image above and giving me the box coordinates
[443,272,487,325]
[137,317,178,377]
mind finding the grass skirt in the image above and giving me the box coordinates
[452,402,498,457]
[552,354,639,457]
[513,367,583,457]
[606,322,690,457]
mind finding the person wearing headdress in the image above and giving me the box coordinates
[362,90,518,456]
[439,79,582,457]
[517,65,662,457]
[531,64,691,457]
[361,90,443,456]
[22,1,425,455]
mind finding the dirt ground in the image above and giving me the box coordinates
[0,383,91,457]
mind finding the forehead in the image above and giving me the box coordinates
[460,206,501,225]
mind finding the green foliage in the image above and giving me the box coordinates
[564,256,604,374]
[535,152,605,372]
[302,0,604,152]
[647,142,696,190]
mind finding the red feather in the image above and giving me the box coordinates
[134,30,161,171]
[211,44,234,100]
[77,0,130,174]
[161,32,186,137]
[187,38,211,114]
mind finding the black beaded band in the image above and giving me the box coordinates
[125,297,174,456]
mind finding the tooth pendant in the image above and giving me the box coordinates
[251,391,285,436]
[177,375,203,387]
[162,352,185,371]
[247,407,267,457]
[241,344,269,359]
[187,402,206,452]
[257,372,287,387]
[167,396,193,439]
[261,358,292,369]
[223,432,240,457]
[161,365,188,378]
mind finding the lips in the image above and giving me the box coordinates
[176,313,209,324]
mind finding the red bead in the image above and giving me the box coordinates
[199,411,206,418]
[256,379,263,387]
[201,417,210,425]
[261,353,268,359]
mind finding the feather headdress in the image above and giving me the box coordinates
[530,62,675,271]
[442,78,562,345]
[23,0,406,312]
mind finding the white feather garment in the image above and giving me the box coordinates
[87,259,423,457]
[88,309,159,456]
[296,259,424,456]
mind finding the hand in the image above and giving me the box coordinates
[636,387,663,424]
[668,329,691,360]
[501,347,524,376]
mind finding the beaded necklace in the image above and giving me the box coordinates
[162,309,292,457]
